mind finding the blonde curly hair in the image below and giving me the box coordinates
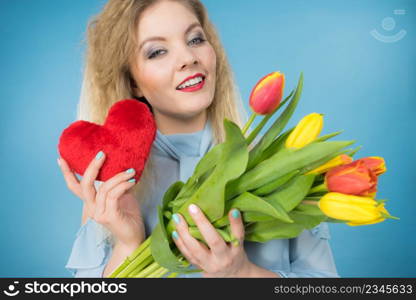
[76,0,248,203]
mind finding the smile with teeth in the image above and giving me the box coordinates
[177,76,205,90]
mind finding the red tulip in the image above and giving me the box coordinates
[249,72,285,115]
[355,156,386,176]
[325,160,378,197]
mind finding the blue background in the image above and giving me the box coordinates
[0,0,414,277]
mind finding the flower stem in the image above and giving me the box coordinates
[108,237,151,278]
[246,114,272,145]
[241,113,256,136]
[144,265,169,278]
[133,261,160,277]
[116,244,152,277]
[149,267,169,278]
[167,272,179,278]
[308,183,327,195]
[126,254,154,278]
[302,200,319,206]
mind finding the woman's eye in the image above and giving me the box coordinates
[189,36,205,46]
[148,49,166,59]
[147,36,205,59]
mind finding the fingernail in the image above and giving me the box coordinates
[188,204,198,214]
[57,158,61,167]
[172,231,179,240]
[172,214,180,224]
[95,151,104,160]
[125,168,135,174]
[232,209,240,219]
[128,178,136,183]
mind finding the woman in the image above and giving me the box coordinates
[58,0,339,278]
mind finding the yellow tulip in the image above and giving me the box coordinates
[306,154,353,175]
[318,192,391,226]
[285,113,323,149]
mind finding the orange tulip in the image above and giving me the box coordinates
[355,156,386,176]
[249,72,285,115]
[325,160,377,197]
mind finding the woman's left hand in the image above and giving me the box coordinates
[171,204,254,278]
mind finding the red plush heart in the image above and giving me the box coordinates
[58,99,156,182]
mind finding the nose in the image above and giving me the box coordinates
[177,47,199,70]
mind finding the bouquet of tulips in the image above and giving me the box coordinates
[109,72,398,278]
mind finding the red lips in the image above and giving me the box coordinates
[176,73,205,89]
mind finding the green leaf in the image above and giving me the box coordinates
[265,174,315,212]
[242,212,275,222]
[314,130,343,143]
[244,202,327,243]
[227,140,354,198]
[252,170,300,196]
[289,203,327,229]
[245,221,304,242]
[150,206,200,273]
[177,119,249,225]
[162,181,184,210]
[226,192,293,223]
[169,145,224,210]
[254,127,295,165]
[346,146,362,157]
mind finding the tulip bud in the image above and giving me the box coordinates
[356,156,386,176]
[318,192,389,226]
[249,72,285,115]
[325,160,377,196]
[285,113,323,149]
[307,154,353,175]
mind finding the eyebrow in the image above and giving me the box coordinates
[139,22,202,51]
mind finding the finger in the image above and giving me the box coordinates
[228,209,245,250]
[188,204,228,256]
[171,230,200,268]
[95,168,136,216]
[172,213,210,264]
[58,157,82,199]
[104,180,136,219]
[80,150,106,205]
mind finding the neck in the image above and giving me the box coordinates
[154,110,207,135]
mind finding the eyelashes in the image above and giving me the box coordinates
[188,36,206,46]
[148,49,166,59]
[147,34,206,59]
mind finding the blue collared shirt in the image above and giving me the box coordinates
[65,121,339,278]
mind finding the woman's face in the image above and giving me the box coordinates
[131,1,216,123]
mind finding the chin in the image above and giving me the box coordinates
[177,98,213,117]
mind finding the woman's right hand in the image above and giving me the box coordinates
[58,151,145,252]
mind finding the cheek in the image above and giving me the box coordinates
[137,64,171,94]
[205,46,217,74]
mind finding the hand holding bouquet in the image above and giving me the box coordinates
[108,72,398,278]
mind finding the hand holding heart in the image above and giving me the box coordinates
[57,152,145,250]
[57,99,157,250]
